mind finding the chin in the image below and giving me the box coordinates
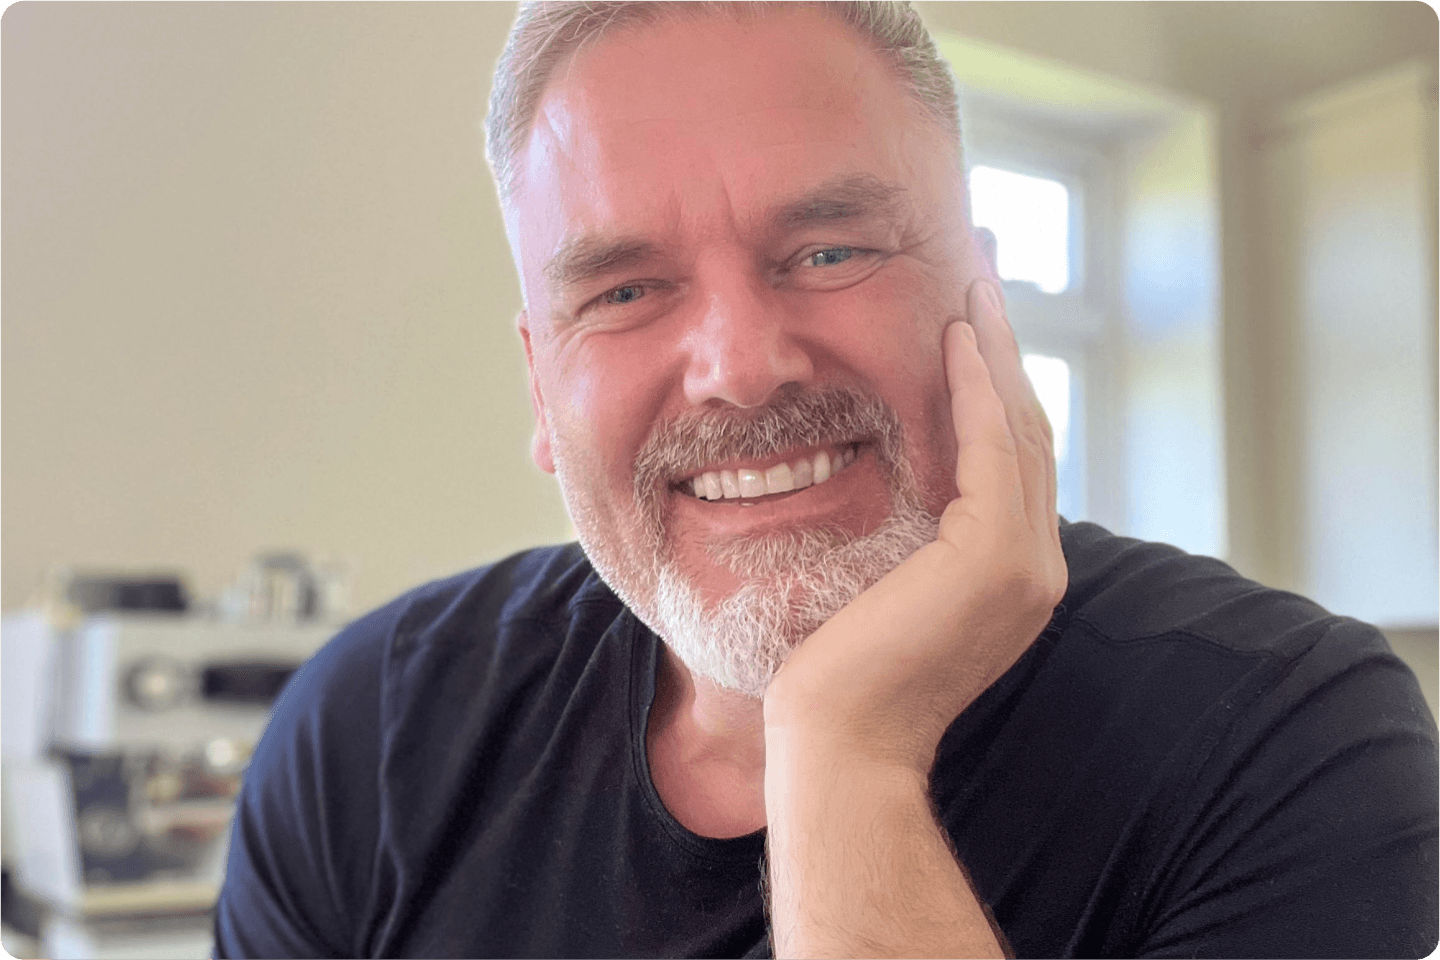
[641,499,939,698]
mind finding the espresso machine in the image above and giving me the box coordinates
[2,559,344,959]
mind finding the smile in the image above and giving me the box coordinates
[679,443,861,501]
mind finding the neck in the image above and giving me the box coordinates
[651,642,768,770]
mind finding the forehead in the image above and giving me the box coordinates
[508,9,948,290]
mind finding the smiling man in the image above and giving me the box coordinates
[215,4,1437,958]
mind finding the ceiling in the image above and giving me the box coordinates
[915,2,1437,115]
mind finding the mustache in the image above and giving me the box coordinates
[631,386,907,504]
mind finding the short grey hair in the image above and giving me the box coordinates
[483,1,960,205]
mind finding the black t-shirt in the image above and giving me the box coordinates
[214,522,1438,958]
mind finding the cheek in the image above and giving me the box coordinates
[544,335,669,482]
[836,263,953,390]
[842,266,961,506]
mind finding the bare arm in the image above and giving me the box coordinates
[764,741,1007,958]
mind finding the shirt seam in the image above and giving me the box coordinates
[1068,613,1291,662]
[625,616,769,864]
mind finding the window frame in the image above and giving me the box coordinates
[962,108,1118,526]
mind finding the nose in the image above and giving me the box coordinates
[681,277,814,408]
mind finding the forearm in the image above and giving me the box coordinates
[764,737,1006,959]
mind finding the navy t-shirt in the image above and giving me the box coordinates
[214,522,1438,958]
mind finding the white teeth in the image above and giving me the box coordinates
[812,449,832,484]
[764,462,794,493]
[791,456,813,489]
[720,470,740,499]
[737,469,765,498]
[685,444,858,500]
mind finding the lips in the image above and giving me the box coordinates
[679,443,860,501]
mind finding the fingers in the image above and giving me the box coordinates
[942,319,1023,517]
[961,280,1058,540]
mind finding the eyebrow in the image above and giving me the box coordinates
[541,174,911,294]
[543,236,661,293]
[771,173,910,230]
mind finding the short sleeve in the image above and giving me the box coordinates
[1136,621,1438,959]
[213,600,399,959]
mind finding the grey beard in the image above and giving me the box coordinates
[567,386,941,700]
[649,499,938,698]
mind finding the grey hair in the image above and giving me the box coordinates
[483,1,961,205]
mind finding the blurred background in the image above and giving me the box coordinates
[2,3,1435,956]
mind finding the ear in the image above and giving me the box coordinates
[517,312,556,475]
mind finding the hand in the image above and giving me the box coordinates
[764,278,1068,774]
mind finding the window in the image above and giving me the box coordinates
[970,165,1071,294]
[1021,352,1071,463]
[965,144,1100,525]
[940,30,1225,560]
[969,161,1086,519]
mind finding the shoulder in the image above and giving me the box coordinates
[274,542,608,699]
[1026,523,1437,858]
[391,541,609,647]
[1048,521,1432,748]
[370,543,629,726]
[966,523,1437,957]
[1051,513,1433,712]
[264,543,604,724]
[1053,520,1413,687]
[217,543,618,958]
[1059,520,1332,653]
[257,542,629,792]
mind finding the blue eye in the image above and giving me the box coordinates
[807,248,854,267]
[605,285,645,305]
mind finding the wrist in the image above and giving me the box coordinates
[762,689,943,782]
[766,627,967,777]
[763,729,933,830]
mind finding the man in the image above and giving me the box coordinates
[215,3,1438,957]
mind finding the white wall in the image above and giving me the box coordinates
[1260,66,1438,626]
[1117,114,1226,558]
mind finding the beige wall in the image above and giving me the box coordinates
[3,3,571,615]
[4,3,1436,622]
